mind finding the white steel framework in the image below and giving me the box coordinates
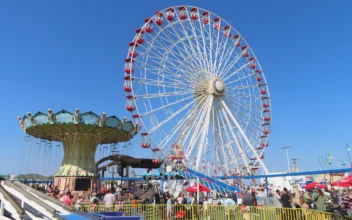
[123,6,272,175]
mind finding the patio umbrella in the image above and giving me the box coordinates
[302,182,327,189]
[186,184,210,192]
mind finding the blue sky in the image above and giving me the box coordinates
[0,0,351,175]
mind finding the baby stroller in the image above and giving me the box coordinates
[325,201,344,215]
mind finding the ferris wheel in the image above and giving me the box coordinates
[123,6,272,176]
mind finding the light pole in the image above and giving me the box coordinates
[291,158,299,172]
[326,153,333,169]
[337,160,346,169]
[346,144,352,168]
[282,146,292,173]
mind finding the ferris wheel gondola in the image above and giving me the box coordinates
[123,6,272,175]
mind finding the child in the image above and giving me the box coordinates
[131,195,138,216]
[202,197,209,220]
[166,195,172,220]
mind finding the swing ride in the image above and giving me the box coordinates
[17,109,138,191]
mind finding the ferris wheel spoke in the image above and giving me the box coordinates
[146,29,196,66]
[223,94,263,115]
[153,25,205,76]
[215,38,238,77]
[158,94,208,151]
[211,26,223,77]
[218,103,250,173]
[217,52,244,79]
[155,33,205,75]
[222,61,252,82]
[184,95,211,159]
[136,51,198,83]
[214,105,241,173]
[147,97,199,134]
[226,110,262,135]
[225,84,259,91]
[140,95,195,118]
[211,108,224,174]
[223,99,263,135]
[224,91,259,101]
[136,63,196,86]
[133,76,194,90]
[138,90,194,99]
[177,96,209,148]
[220,98,269,174]
[193,95,213,170]
[141,35,201,79]
[183,17,214,75]
[221,104,262,147]
[193,15,214,75]
[189,15,212,74]
[214,36,231,77]
[224,71,256,86]
[170,13,210,72]
[168,21,208,75]
[217,103,244,169]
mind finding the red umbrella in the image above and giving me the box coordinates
[332,175,352,187]
[186,184,210,192]
[302,182,327,189]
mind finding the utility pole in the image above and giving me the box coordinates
[282,146,292,173]
[291,158,299,172]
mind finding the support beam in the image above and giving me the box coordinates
[220,98,269,174]
[196,95,213,171]
[216,168,352,179]
[219,107,250,174]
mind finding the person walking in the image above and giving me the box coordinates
[315,189,330,211]
[274,189,281,201]
[201,197,209,220]
[131,195,138,216]
[103,189,115,211]
[303,189,312,206]
[280,188,292,208]
[165,195,172,220]
[242,189,254,206]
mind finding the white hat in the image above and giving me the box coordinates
[75,108,79,111]
[27,112,31,115]
[102,112,106,115]
[48,109,52,112]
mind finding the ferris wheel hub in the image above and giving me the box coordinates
[210,78,225,96]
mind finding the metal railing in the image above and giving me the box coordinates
[75,204,352,220]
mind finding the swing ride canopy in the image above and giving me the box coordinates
[19,109,136,143]
[18,109,138,177]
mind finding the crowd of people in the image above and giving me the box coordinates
[266,185,352,216]
[33,179,352,218]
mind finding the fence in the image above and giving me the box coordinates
[76,204,352,220]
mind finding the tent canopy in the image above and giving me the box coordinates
[332,175,352,187]
[186,184,210,192]
[302,182,327,189]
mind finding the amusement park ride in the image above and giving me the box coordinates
[124,6,272,177]
[17,109,139,191]
[1,5,279,219]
